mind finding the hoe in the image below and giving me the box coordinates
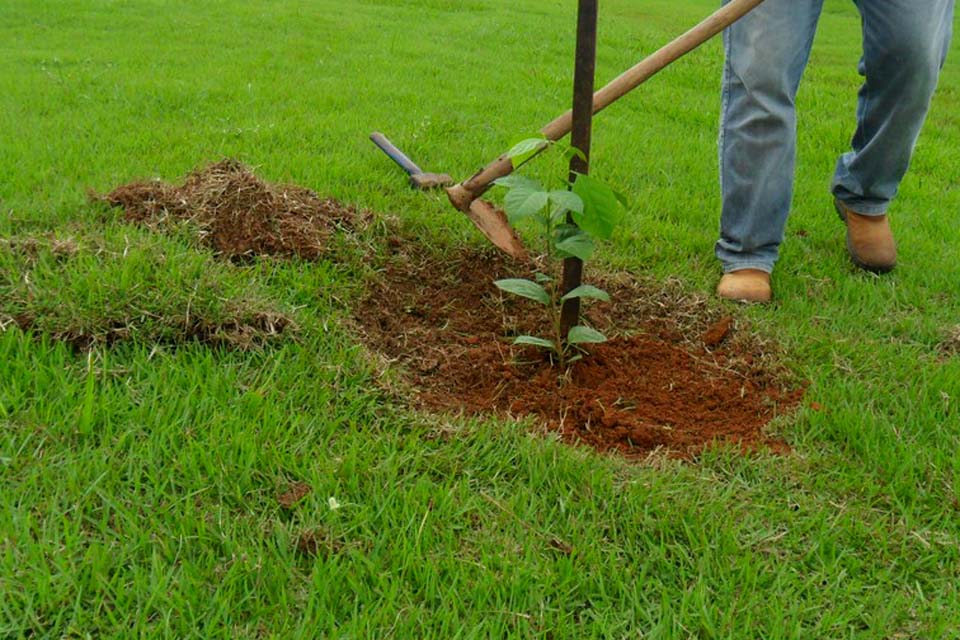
[371,0,765,259]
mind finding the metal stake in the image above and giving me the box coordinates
[560,0,599,339]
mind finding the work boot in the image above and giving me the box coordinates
[835,200,897,273]
[716,269,772,304]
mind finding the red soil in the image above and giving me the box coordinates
[355,246,803,459]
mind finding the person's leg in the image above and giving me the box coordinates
[832,0,954,213]
[717,0,826,275]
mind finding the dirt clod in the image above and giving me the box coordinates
[355,246,803,459]
[703,315,734,347]
[100,159,365,260]
[278,482,312,509]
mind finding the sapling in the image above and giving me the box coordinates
[493,138,625,369]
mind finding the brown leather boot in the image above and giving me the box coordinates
[716,269,772,303]
[835,200,897,273]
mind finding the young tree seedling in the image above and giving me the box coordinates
[492,138,625,370]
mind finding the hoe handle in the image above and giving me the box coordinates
[448,0,766,209]
[370,131,423,177]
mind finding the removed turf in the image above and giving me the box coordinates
[1,231,294,350]
[101,159,365,261]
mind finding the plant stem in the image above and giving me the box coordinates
[552,284,566,371]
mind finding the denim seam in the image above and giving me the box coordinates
[718,33,731,201]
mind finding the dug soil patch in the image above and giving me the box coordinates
[100,160,365,260]
[355,246,803,459]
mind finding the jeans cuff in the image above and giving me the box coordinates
[721,261,773,275]
[835,197,888,216]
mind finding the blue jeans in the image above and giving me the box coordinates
[716,0,954,273]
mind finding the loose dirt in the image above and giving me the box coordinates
[355,246,803,459]
[277,482,312,509]
[100,159,365,260]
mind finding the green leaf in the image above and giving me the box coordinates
[493,175,540,190]
[494,278,551,305]
[571,173,624,240]
[548,190,584,214]
[561,144,588,163]
[566,325,607,345]
[613,189,629,208]
[555,233,595,260]
[554,223,581,238]
[534,272,553,283]
[513,335,558,351]
[561,284,610,303]
[503,185,549,222]
[506,137,549,165]
[549,205,570,224]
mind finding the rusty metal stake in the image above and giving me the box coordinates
[560,0,598,339]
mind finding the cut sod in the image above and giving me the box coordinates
[0,231,295,350]
[99,159,367,261]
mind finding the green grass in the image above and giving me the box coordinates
[2,0,960,637]
[0,229,296,349]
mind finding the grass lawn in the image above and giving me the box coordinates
[3,0,960,637]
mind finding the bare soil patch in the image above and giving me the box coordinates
[354,245,803,459]
[100,160,366,260]
[277,482,312,509]
[939,325,960,359]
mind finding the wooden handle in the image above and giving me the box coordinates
[452,0,766,204]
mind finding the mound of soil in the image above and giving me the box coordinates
[355,246,803,458]
[101,160,363,260]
